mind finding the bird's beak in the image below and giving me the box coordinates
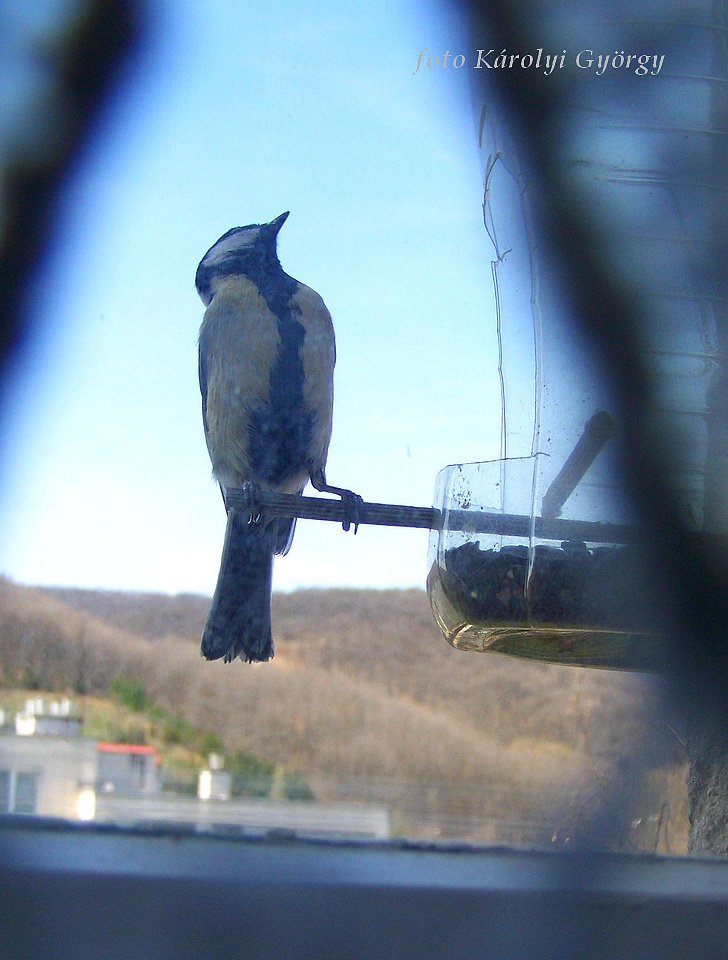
[268,211,290,236]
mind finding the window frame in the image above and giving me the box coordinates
[2,816,728,958]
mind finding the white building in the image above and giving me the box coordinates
[0,699,159,820]
[0,699,390,839]
[0,728,97,819]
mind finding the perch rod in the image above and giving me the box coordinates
[223,488,639,545]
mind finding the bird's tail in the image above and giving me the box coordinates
[201,510,278,663]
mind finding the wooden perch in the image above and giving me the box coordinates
[223,487,639,545]
[224,488,436,530]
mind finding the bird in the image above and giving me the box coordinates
[196,211,361,663]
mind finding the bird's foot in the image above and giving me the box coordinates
[310,470,363,533]
[240,481,262,524]
[338,489,364,533]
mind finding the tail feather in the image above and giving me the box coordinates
[201,510,276,663]
[274,516,296,556]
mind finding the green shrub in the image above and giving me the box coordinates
[109,675,148,712]
[161,711,196,746]
[199,731,224,756]
[228,751,275,798]
[116,725,147,746]
[283,771,315,801]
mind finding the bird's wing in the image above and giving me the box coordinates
[198,276,281,487]
[198,344,209,437]
[293,283,336,476]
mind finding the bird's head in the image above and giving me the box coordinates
[195,211,290,306]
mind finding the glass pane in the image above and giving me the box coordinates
[0,0,717,858]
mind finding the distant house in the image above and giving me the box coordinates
[0,731,97,819]
[198,752,232,801]
[0,699,161,820]
[14,697,82,738]
[0,700,391,839]
[97,743,161,796]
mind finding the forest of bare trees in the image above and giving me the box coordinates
[0,576,688,847]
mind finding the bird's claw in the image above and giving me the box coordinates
[308,470,363,533]
[340,491,364,534]
[240,481,262,524]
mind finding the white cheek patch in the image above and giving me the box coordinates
[203,228,260,268]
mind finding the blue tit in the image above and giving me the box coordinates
[196,211,361,663]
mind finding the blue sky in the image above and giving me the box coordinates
[0,0,504,594]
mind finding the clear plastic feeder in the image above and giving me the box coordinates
[427,456,663,670]
[428,10,728,670]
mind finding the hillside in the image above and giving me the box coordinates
[0,577,687,848]
[42,583,678,764]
